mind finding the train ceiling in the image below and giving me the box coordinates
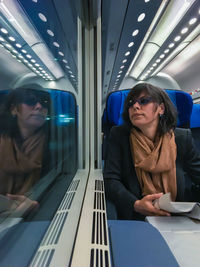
[0,0,199,95]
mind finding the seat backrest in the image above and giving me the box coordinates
[190,103,200,152]
[0,90,10,106]
[103,89,193,128]
[190,103,200,128]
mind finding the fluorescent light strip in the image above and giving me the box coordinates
[127,0,169,76]
[138,16,200,80]
[130,0,196,79]
[0,0,64,79]
[0,34,54,80]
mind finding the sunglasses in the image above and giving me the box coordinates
[127,96,153,108]
[17,91,50,109]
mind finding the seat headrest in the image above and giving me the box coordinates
[105,89,193,127]
[190,103,200,128]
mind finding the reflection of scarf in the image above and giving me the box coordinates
[130,128,177,201]
[0,129,45,195]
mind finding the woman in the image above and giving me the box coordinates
[0,87,51,215]
[103,83,200,220]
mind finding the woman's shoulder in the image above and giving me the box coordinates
[174,127,191,137]
[110,123,131,136]
[174,128,193,146]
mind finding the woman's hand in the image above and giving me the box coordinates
[6,194,39,217]
[134,193,171,216]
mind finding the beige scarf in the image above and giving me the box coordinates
[0,129,45,195]
[130,128,177,201]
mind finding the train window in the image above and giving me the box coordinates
[0,87,77,262]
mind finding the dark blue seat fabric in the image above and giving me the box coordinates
[47,89,76,126]
[190,103,200,152]
[103,88,193,129]
[190,103,200,128]
[0,90,10,105]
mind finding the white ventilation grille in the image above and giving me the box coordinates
[90,249,110,267]
[30,179,80,266]
[90,180,110,266]
[70,172,111,267]
[30,249,55,267]
[92,211,107,245]
[41,212,68,246]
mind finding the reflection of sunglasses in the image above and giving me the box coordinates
[19,92,50,109]
[127,96,153,108]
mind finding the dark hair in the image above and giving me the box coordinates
[122,83,177,136]
[0,87,51,138]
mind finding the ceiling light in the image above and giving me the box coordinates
[53,42,60,47]
[137,13,145,22]
[168,43,175,48]
[181,27,188,34]
[5,43,11,48]
[1,28,8,34]
[47,29,54,36]
[16,43,22,48]
[8,36,15,41]
[164,49,169,53]
[0,36,5,42]
[174,36,181,42]
[128,42,134,47]
[189,18,197,25]
[38,13,47,22]
[132,29,139,36]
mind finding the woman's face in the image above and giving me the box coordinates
[128,92,164,132]
[11,102,48,131]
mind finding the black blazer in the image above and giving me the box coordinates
[103,125,200,220]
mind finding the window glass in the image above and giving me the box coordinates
[0,87,77,259]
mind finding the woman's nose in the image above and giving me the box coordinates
[34,102,43,109]
[132,101,140,110]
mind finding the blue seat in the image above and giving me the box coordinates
[190,103,200,152]
[103,88,193,129]
[191,103,200,128]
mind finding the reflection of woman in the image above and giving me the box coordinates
[0,87,50,211]
[104,83,200,220]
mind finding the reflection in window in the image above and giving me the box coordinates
[0,87,77,221]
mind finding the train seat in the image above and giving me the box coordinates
[103,88,193,130]
[190,103,200,151]
[102,89,193,158]
[103,88,194,219]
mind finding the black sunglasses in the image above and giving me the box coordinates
[127,96,153,108]
[17,91,50,109]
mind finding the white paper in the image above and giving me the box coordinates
[153,193,199,217]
